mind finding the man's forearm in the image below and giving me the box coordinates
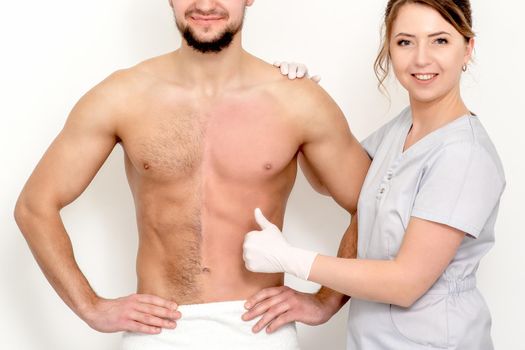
[315,213,357,312]
[15,203,98,320]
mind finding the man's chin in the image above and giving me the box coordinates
[186,41,232,54]
[182,28,235,54]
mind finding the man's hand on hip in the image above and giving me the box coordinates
[241,286,335,333]
[83,294,181,334]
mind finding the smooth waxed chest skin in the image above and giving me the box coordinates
[118,82,300,304]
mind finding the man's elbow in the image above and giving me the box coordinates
[14,194,53,234]
[344,201,357,217]
[14,195,33,232]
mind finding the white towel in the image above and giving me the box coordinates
[121,300,301,350]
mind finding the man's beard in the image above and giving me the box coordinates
[177,20,243,54]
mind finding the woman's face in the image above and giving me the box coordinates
[389,3,474,104]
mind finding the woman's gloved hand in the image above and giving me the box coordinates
[274,61,321,83]
[243,208,318,280]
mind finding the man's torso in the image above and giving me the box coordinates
[113,52,306,304]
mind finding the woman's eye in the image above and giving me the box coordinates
[397,39,411,46]
[435,38,448,45]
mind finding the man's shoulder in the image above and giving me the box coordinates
[257,76,346,136]
[107,54,173,88]
[243,55,321,93]
[246,61,336,114]
[271,78,342,120]
[87,53,175,107]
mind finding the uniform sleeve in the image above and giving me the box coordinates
[411,142,505,238]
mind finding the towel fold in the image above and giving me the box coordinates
[122,300,301,350]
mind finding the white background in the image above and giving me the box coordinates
[1,0,524,349]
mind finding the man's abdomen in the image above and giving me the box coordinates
[134,184,290,305]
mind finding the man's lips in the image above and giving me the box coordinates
[189,15,225,22]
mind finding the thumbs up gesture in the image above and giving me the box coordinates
[243,208,318,281]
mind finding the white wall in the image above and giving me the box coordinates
[1,0,523,349]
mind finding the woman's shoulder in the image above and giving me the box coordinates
[441,116,503,168]
[430,115,506,186]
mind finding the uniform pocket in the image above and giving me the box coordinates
[390,294,449,348]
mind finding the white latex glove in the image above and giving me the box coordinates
[243,208,318,280]
[274,61,321,83]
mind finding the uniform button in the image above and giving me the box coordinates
[377,184,387,198]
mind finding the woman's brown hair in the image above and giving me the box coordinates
[374,0,475,90]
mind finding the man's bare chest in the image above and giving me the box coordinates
[119,98,301,181]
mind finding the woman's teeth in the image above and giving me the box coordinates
[414,74,436,81]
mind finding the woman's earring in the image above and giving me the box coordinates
[462,64,468,72]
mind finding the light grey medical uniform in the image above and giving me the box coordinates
[348,107,505,349]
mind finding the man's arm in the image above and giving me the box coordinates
[14,71,179,334]
[296,81,370,212]
[297,152,330,195]
[292,79,366,310]
[242,81,369,332]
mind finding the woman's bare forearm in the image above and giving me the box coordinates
[309,255,413,307]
